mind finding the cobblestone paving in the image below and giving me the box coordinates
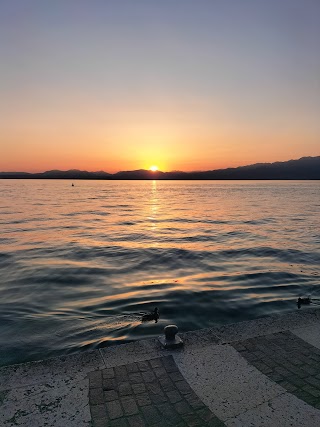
[88,356,225,427]
[232,331,320,409]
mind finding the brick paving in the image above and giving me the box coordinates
[232,331,320,409]
[88,356,225,427]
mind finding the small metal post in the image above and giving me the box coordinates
[159,324,183,349]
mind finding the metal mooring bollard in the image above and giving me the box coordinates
[159,324,183,349]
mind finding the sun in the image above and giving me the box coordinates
[149,165,158,172]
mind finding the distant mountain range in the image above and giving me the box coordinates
[1,156,319,180]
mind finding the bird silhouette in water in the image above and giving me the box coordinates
[141,307,159,323]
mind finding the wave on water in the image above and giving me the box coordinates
[0,179,319,366]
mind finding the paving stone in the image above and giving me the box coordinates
[252,361,273,375]
[157,402,182,424]
[89,371,103,388]
[306,376,320,388]
[103,378,117,391]
[128,373,143,384]
[126,363,139,373]
[118,382,133,396]
[159,377,176,392]
[110,419,128,427]
[90,387,105,405]
[121,397,139,416]
[302,385,320,397]
[103,368,115,379]
[154,367,167,379]
[169,370,185,382]
[185,393,206,410]
[137,361,150,372]
[162,356,179,373]
[93,418,111,427]
[278,380,298,393]
[182,412,204,426]
[174,400,193,415]
[166,389,182,403]
[91,403,107,419]
[135,393,152,407]
[106,400,123,419]
[149,358,163,369]
[105,390,119,402]
[149,390,168,405]
[141,370,156,383]
[231,342,246,352]
[132,383,146,394]
[175,380,193,395]
[141,405,162,424]
[196,407,214,422]
[115,365,128,381]
[128,414,146,427]
[303,365,320,376]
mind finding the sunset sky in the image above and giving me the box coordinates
[1,0,319,173]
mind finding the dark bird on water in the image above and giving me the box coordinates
[141,307,159,323]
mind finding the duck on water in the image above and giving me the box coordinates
[141,307,159,323]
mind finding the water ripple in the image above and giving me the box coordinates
[0,179,319,366]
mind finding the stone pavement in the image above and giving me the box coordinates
[232,331,320,409]
[89,356,224,427]
[2,308,320,426]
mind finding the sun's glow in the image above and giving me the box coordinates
[149,165,158,172]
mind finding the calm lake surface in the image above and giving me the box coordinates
[0,180,319,366]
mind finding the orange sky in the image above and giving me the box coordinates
[0,1,319,173]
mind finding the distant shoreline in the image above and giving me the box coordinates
[0,177,319,180]
[1,156,319,180]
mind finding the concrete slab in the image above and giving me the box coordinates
[0,349,104,391]
[173,343,284,421]
[212,309,320,344]
[99,338,165,367]
[225,392,320,427]
[1,377,90,427]
[292,325,320,350]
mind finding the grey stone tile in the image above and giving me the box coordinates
[109,419,128,427]
[91,403,107,419]
[137,361,150,372]
[141,370,156,383]
[131,383,146,395]
[141,405,162,424]
[105,390,119,402]
[126,363,139,373]
[149,358,163,369]
[128,373,143,384]
[166,389,183,403]
[102,368,115,379]
[103,378,117,391]
[121,397,139,416]
[128,414,146,427]
[174,400,193,415]
[106,399,123,420]
[135,393,151,407]
[154,367,167,379]
[93,418,111,427]
[90,387,105,405]
[118,382,133,397]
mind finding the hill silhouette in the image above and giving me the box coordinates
[0,156,319,180]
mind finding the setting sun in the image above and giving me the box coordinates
[149,165,158,172]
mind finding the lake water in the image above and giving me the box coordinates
[0,180,319,366]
